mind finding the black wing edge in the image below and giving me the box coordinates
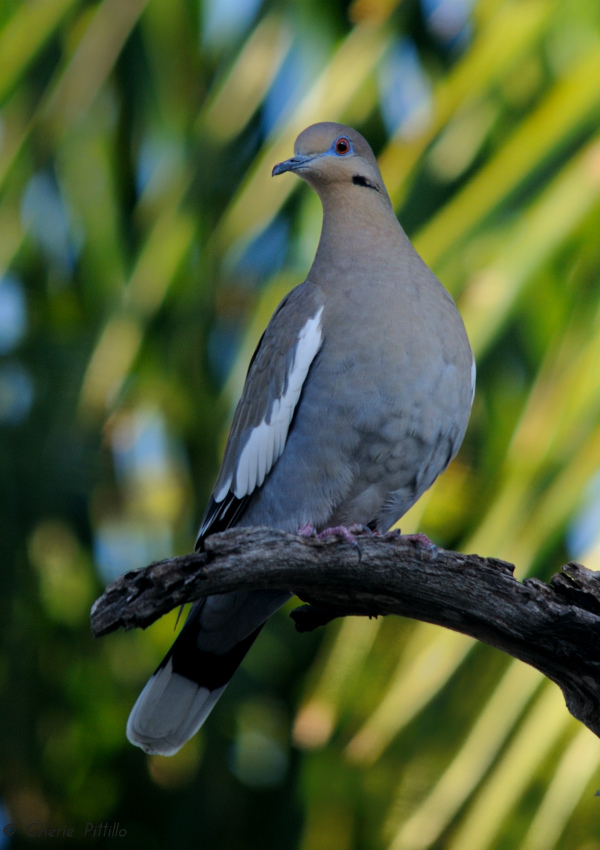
[193,291,296,552]
[194,491,252,551]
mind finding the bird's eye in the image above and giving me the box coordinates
[334,137,351,155]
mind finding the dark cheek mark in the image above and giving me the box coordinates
[352,174,380,192]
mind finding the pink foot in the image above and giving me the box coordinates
[297,523,367,559]
[297,523,371,542]
[381,528,437,554]
[317,525,361,547]
[404,531,433,545]
[402,532,438,554]
[318,524,373,561]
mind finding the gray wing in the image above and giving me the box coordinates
[196,283,324,547]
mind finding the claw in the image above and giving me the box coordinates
[316,525,364,561]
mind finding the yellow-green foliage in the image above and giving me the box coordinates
[2,0,600,847]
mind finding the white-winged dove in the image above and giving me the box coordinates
[127,122,475,755]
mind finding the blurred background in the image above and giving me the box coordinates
[2,0,600,847]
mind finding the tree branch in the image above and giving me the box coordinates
[90,526,600,739]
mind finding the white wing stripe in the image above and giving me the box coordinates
[233,306,324,499]
[214,475,232,503]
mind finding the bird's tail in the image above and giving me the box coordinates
[126,590,289,755]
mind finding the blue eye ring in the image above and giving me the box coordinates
[333,137,351,155]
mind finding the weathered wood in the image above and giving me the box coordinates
[90,526,600,739]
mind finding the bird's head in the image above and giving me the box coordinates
[272,122,387,198]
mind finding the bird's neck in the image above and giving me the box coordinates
[309,184,413,285]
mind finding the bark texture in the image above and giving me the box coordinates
[90,527,600,738]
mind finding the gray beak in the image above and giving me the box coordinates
[272,154,314,177]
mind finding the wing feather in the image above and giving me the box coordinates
[195,286,324,547]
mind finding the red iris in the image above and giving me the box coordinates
[334,137,350,155]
